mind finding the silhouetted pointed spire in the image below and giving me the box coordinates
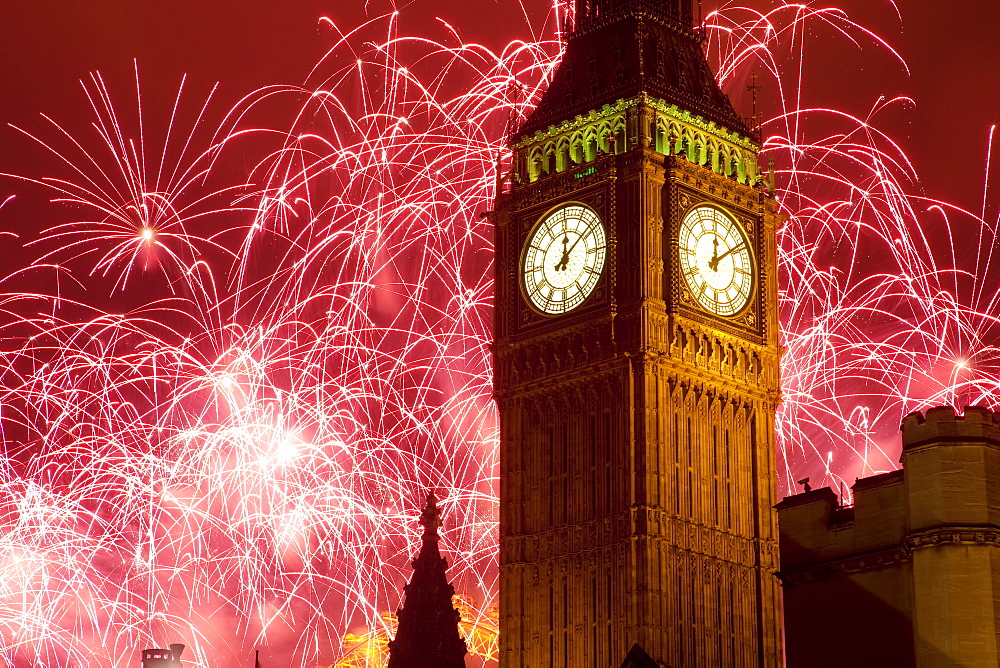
[621,643,659,668]
[387,493,468,668]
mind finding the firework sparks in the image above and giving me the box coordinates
[0,1,997,666]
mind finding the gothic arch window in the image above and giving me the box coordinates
[672,123,683,154]
[528,147,543,182]
[584,131,599,162]
[597,121,613,154]
[556,138,570,172]
[543,148,555,175]
[676,51,688,88]
[708,140,721,172]
[615,125,626,154]
[569,131,583,165]
[654,120,668,154]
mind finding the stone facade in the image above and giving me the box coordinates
[492,1,783,666]
[778,405,1000,667]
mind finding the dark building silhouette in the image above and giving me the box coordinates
[387,493,468,668]
[140,644,184,668]
[491,0,781,664]
[519,0,751,141]
[778,405,1000,667]
[621,643,660,668]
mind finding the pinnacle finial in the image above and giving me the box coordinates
[419,492,441,537]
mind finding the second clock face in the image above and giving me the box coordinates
[522,204,607,314]
[678,205,754,316]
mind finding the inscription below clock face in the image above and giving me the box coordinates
[522,204,607,314]
[678,205,754,316]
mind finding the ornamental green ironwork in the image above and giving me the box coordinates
[515,94,760,186]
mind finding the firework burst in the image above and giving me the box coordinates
[0,1,996,666]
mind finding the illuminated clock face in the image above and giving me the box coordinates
[677,205,754,316]
[522,204,607,314]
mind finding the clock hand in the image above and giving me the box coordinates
[565,230,587,255]
[709,243,746,271]
[708,237,720,270]
[554,235,570,271]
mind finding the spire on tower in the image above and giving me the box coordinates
[572,0,693,34]
[387,493,468,668]
[517,0,750,141]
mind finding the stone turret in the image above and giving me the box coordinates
[901,405,1000,530]
[777,405,1000,667]
[387,493,467,668]
[900,406,1000,665]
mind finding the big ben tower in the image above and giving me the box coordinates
[491,0,783,666]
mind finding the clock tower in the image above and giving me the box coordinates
[492,0,783,666]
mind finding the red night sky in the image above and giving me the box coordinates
[0,0,998,665]
[1,1,998,218]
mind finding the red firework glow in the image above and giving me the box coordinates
[0,1,998,666]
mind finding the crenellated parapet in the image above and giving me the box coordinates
[776,470,907,586]
[900,405,1000,535]
[901,404,1000,447]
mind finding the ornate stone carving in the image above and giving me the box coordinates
[496,6,782,667]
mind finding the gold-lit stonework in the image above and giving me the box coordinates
[492,1,783,666]
[778,407,1000,667]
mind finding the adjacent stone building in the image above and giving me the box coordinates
[778,405,1000,667]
